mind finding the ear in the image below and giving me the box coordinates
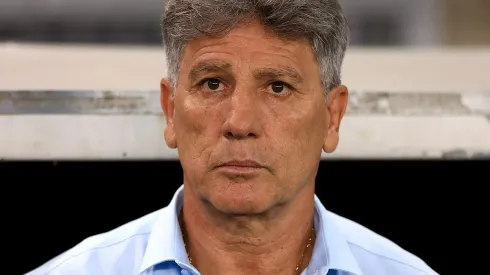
[160,78,177,149]
[323,85,348,153]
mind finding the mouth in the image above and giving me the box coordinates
[215,160,265,174]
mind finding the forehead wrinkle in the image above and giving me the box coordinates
[188,60,233,82]
[252,67,304,84]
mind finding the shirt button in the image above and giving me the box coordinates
[181,269,191,275]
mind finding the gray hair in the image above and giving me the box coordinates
[161,0,350,99]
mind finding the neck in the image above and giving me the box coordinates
[180,183,316,275]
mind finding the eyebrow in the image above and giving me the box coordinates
[252,67,304,84]
[187,61,303,84]
[188,61,233,83]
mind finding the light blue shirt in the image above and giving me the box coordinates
[27,185,438,275]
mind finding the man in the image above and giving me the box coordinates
[28,0,438,275]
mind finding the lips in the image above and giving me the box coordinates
[217,160,264,169]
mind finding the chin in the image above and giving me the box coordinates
[203,175,278,215]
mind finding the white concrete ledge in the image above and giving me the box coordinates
[1,115,489,160]
[1,90,489,115]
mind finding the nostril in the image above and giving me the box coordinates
[225,131,255,138]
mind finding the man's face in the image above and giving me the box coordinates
[161,20,348,214]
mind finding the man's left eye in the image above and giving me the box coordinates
[269,82,290,94]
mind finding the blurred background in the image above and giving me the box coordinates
[0,0,489,159]
[1,2,488,274]
[1,0,490,46]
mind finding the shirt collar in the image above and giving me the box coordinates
[310,195,364,275]
[139,185,189,273]
[140,186,363,275]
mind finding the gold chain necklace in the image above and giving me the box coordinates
[179,216,315,275]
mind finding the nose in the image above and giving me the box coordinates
[221,90,261,140]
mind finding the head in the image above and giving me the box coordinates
[160,0,350,215]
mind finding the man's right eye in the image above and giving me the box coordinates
[201,78,224,92]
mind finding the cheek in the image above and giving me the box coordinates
[267,102,326,165]
[272,98,325,143]
[174,98,222,162]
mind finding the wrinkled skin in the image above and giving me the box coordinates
[161,20,348,217]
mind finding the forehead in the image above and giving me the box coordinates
[180,20,319,75]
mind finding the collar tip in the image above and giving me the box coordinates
[138,264,150,274]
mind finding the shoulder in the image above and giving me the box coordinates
[27,209,163,275]
[326,211,439,275]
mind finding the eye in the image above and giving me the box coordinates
[268,81,291,95]
[201,78,224,92]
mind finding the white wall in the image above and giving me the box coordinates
[1,43,489,159]
[2,43,489,92]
